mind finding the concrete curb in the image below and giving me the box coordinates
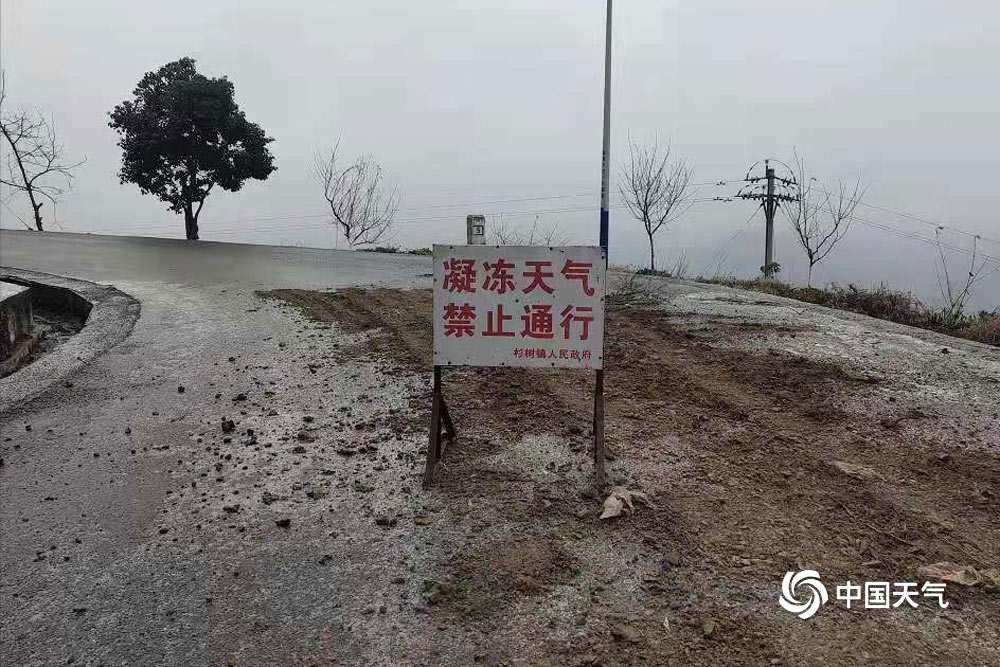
[0,268,141,415]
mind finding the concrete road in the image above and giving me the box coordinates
[1,230,438,666]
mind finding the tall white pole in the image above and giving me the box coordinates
[599,0,612,254]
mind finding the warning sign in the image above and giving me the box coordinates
[432,245,606,369]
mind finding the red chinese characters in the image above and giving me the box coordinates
[560,305,594,340]
[522,260,555,294]
[442,302,475,337]
[482,258,516,294]
[511,347,594,360]
[483,304,515,337]
[561,259,595,296]
[436,250,603,366]
[521,304,555,339]
[442,258,477,293]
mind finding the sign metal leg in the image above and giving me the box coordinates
[440,397,456,445]
[423,365,443,487]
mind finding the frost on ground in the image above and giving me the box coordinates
[249,283,1000,666]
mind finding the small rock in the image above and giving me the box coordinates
[177,385,185,394]
[611,623,641,643]
[275,518,291,528]
[423,580,444,605]
[701,619,716,637]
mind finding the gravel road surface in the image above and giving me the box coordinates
[1,230,997,666]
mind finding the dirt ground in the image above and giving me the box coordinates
[262,284,1000,667]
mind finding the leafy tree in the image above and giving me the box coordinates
[108,58,276,240]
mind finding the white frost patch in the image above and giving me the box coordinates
[481,434,583,484]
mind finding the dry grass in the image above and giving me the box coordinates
[698,278,1000,347]
[259,287,433,367]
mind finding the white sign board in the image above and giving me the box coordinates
[433,245,606,369]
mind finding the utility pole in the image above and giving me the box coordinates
[736,159,797,278]
[593,0,612,489]
[764,162,776,276]
[599,0,612,254]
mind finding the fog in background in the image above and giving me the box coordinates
[2,0,998,309]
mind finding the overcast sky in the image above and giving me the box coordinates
[2,0,998,308]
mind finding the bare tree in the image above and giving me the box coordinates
[314,141,399,248]
[488,214,568,246]
[669,249,690,279]
[784,153,866,285]
[934,230,995,327]
[0,72,84,231]
[618,137,693,271]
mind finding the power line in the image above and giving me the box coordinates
[850,214,1000,266]
[807,181,1000,247]
[697,203,762,276]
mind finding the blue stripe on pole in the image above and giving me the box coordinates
[599,209,609,250]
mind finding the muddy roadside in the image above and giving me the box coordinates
[254,282,1000,666]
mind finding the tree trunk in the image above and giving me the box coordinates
[807,263,813,287]
[648,233,655,272]
[184,204,199,240]
[32,200,43,231]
